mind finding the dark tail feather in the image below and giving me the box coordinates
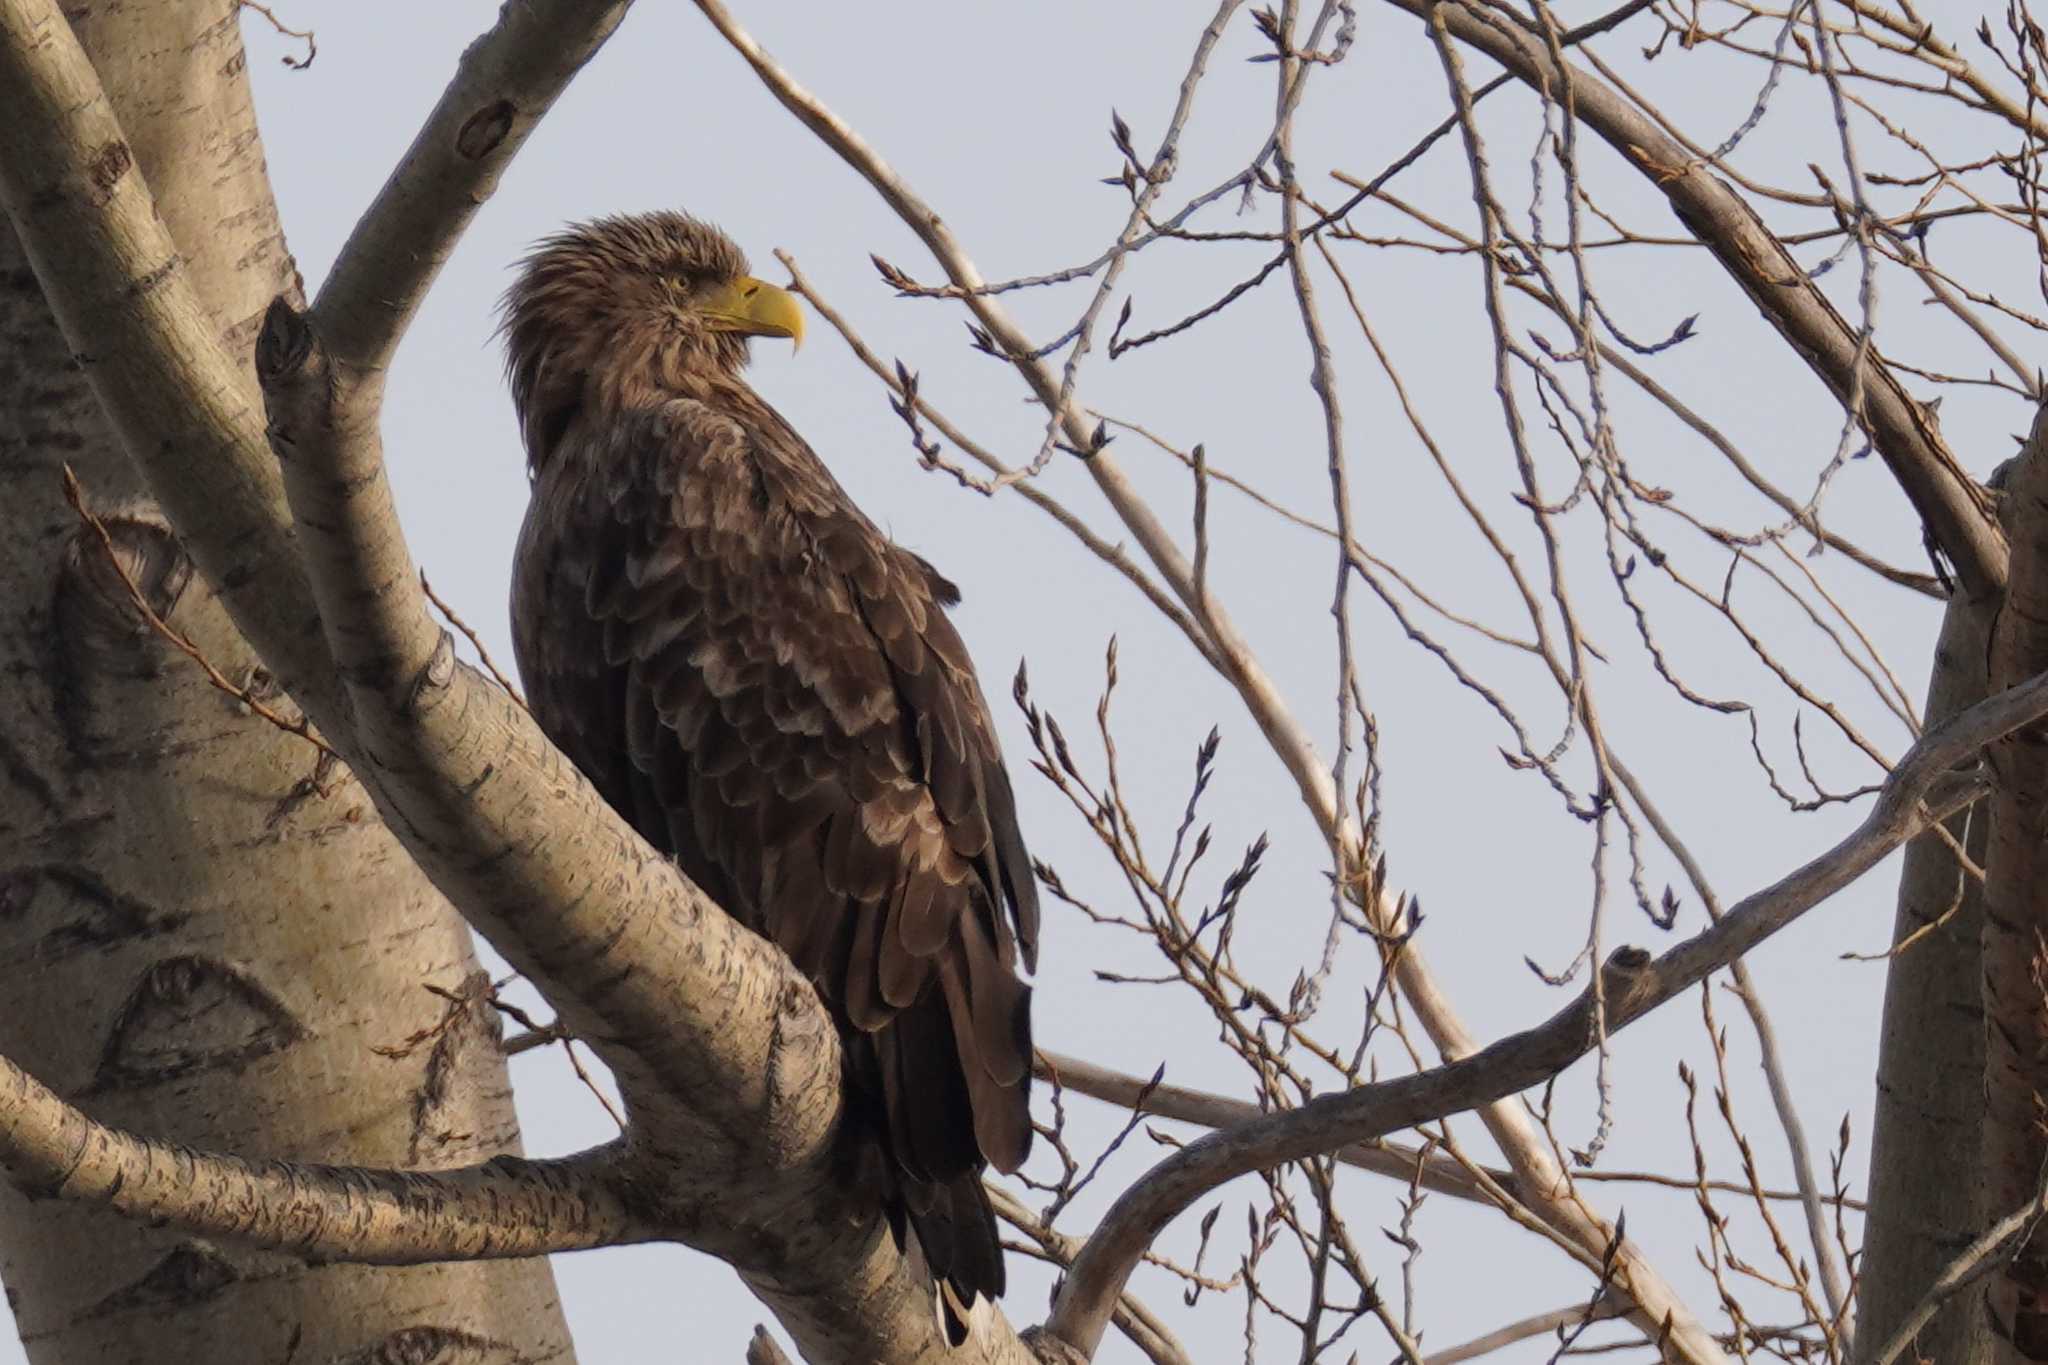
[848,1029,1003,1343]
[906,1170,1004,1346]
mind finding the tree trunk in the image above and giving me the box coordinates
[0,4,573,1362]
[1857,582,1995,1365]
[1983,410,2048,1363]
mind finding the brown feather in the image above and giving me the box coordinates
[504,211,1039,1317]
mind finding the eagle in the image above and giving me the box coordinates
[501,212,1038,1328]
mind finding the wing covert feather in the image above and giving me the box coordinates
[510,397,1039,1211]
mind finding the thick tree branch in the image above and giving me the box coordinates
[1040,665,2046,1358]
[0,5,1040,1362]
[0,0,338,717]
[257,300,441,705]
[1383,0,2005,596]
[1040,1049,1857,1214]
[0,1048,642,1262]
[312,0,631,376]
[1038,1051,1489,1203]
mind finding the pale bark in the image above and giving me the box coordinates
[0,3,572,1362]
[0,1,1050,1359]
[4,3,2014,1361]
[0,1049,643,1262]
[1858,589,1996,1365]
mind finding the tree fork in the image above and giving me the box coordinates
[0,3,573,1361]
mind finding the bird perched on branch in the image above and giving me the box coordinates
[501,212,1037,1334]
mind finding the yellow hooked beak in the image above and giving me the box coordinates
[699,276,805,351]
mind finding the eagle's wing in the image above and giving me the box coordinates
[510,397,1036,1289]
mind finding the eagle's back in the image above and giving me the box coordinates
[510,393,1036,1310]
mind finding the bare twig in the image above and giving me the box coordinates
[61,464,339,764]
[237,0,315,69]
[1422,1299,1627,1364]
[420,570,527,707]
[1386,0,2006,596]
[1043,659,2047,1357]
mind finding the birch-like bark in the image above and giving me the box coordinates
[0,3,571,1362]
[0,2,1054,1359]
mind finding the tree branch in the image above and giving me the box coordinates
[1386,0,2005,596]
[311,0,631,376]
[684,7,1782,1358]
[1039,1048,1859,1214]
[1040,663,2045,1358]
[1422,1299,1627,1365]
[0,5,1041,1361]
[986,1186,1193,1365]
[0,1047,642,1262]
[0,0,338,717]
[1038,1051,1487,1204]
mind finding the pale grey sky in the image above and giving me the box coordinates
[6,1,2036,1360]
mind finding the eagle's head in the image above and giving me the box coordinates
[500,212,803,464]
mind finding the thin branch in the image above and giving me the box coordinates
[1607,755,1853,1329]
[421,570,527,707]
[1383,0,2006,596]
[61,464,340,763]
[237,0,315,69]
[1422,1299,1628,1365]
[773,251,1225,674]
[1041,660,2048,1357]
[1037,1049,1852,1211]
